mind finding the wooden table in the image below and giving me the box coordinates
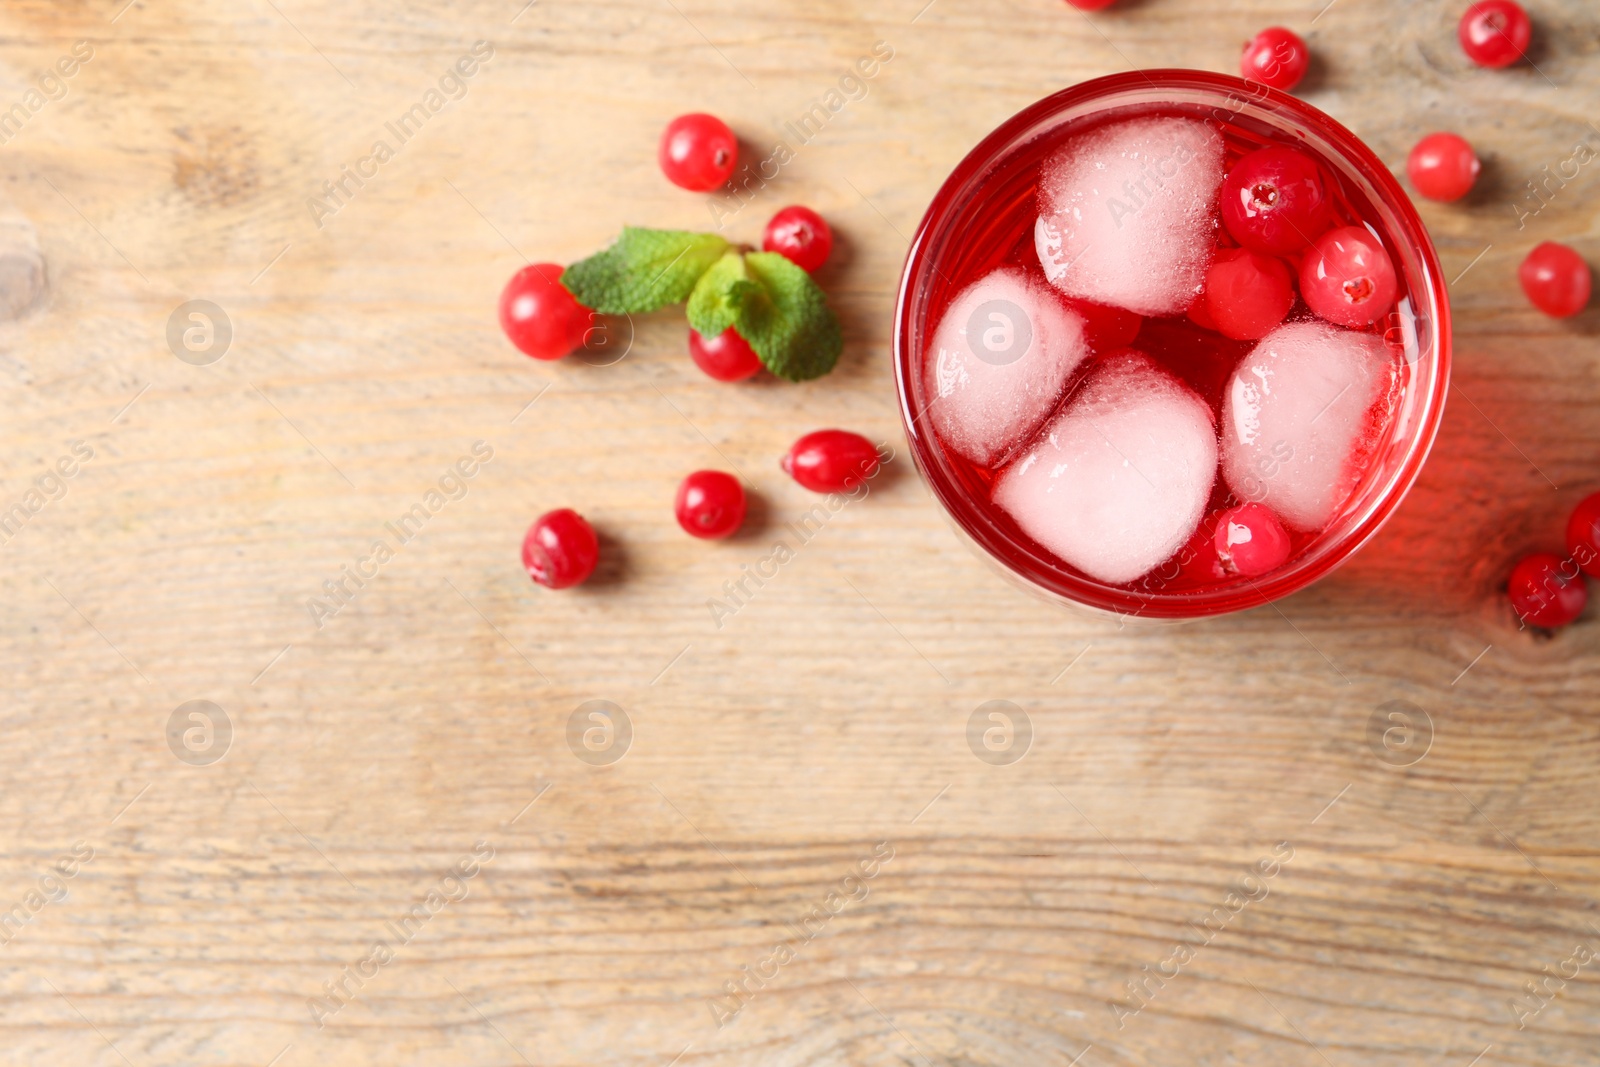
[1,0,1596,1063]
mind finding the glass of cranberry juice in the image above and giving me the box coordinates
[894,70,1450,620]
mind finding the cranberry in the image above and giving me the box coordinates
[498,264,590,361]
[1240,27,1311,91]
[521,508,599,589]
[1459,0,1531,68]
[1299,226,1398,327]
[1214,503,1292,577]
[1518,242,1591,318]
[1220,146,1334,256]
[1203,248,1295,341]
[1186,292,1218,331]
[658,113,739,192]
[1508,551,1587,629]
[762,206,833,273]
[782,430,881,493]
[1406,133,1481,202]
[689,327,763,382]
[1567,492,1600,579]
[675,470,746,539]
[1067,298,1142,349]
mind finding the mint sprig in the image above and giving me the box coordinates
[701,251,841,382]
[561,226,843,383]
[561,227,730,314]
[685,251,758,340]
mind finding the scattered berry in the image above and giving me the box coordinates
[499,264,590,361]
[763,206,834,273]
[1214,503,1292,577]
[782,430,881,493]
[1067,298,1142,349]
[1407,132,1481,202]
[675,470,746,539]
[1220,146,1334,256]
[1299,226,1398,327]
[1240,27,1311,91]
[522,508,599,589]
[1519,242,1591,318]
[689,327,763,382]
[1459,0,1531,68]
[659,113,739,192]
[1203,248,1296,341]
[1567,492,1600,579]
[1508,551,1587,629]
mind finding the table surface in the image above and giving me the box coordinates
[2,0,1597,1064]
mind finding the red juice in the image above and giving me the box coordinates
[894,72,1451,619]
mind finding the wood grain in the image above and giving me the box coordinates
[0,0,1597,1064]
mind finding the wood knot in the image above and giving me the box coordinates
[0,204,46,320]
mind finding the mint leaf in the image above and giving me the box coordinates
[561,227,730,315]
[733,251,842,382]
[687,251,761,339]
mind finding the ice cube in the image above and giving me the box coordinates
[993,350,1219,585]
[922,267,1090,467]
[1221,321,1394,532]
[1036,115,1224,317]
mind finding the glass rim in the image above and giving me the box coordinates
[892,69,1453,620]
